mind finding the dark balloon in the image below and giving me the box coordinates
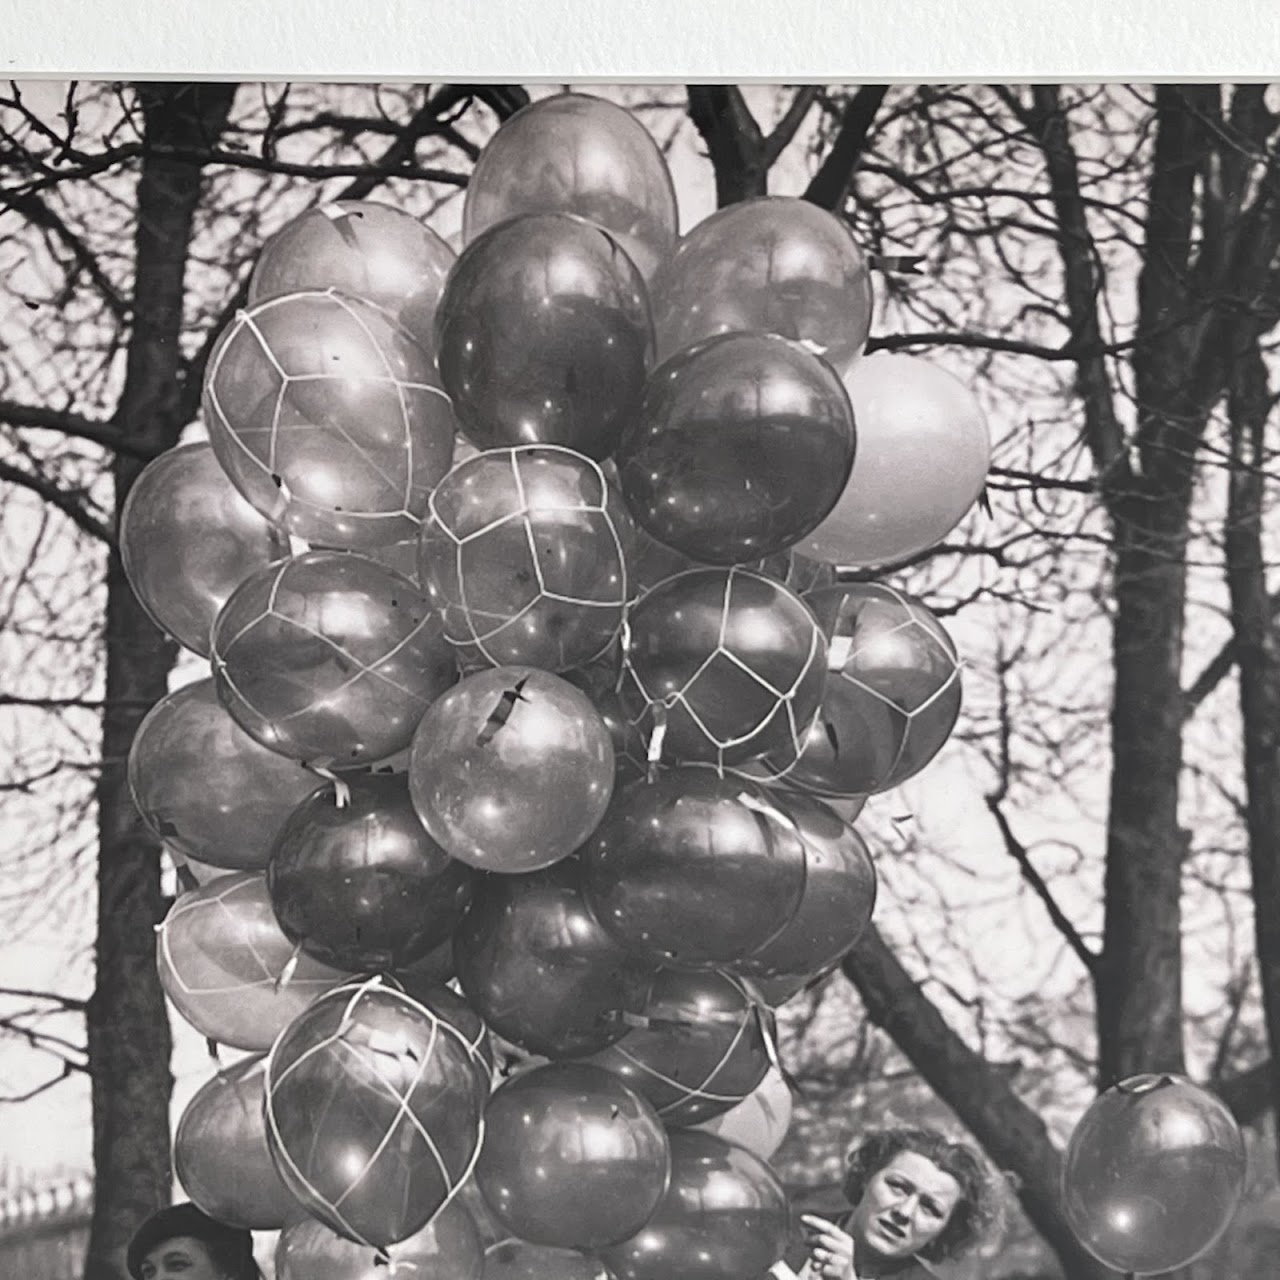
[408,666,615,873]
[562,650,648,786]
[120,442,291,656]
[1061,1073,1246,1275]
[579,968,773,1126]
[129,678,324,871]
[463,92,678,281]
[265,979,487,1248]
[267,773,476,970]
[453,859,655,1058]
[157,872,354,1051]
[203,288,456,550]
[475,1062,671,1250]
[435,213,652,459]
[250,200,456,356]
[765,583,961,795]
[275,1199,483,1280]
[211,551,457,768]
[597,1129,790,1280]
[174,1055,300,1230]
[419,446,634,672]
[650,196,873,373]
[392,937,456,988]
[483,1238,612,1280]
[581,768,807,969]
[734,792,876,980]
[616,333,855,565]
[619,567,827,768]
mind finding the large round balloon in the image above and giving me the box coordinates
[582,768,807,969]
[268,773,476,970]
[174,1054,300,1229]
[265,979,488,1249]
[453,859,654,1058]
[435,212,652,459]
[408,666,614,873]
[129,678,323,871]
[120,442,290,656]
[579,969,774,1126]
[250,200,456,355]
[693,1067,793,1161]
[562,652,648,787]
[598,1129,790,1280]
[1061,1073,1246,1275]
[619,567,827,769]
[475,1062,670,1250]
[275,1197,483,1280]
[798,353,990,568]
[419,446,633,672]
[615,333,855,565]
[650,196,873,373]
[765,583,961,795]
[203,287,456,549]
[211,551,457,768]
[483,1238,612,1280]
[386,980,495,1100]
[463,92,678,281]
[157,872,354,1050]
[734,792,876,979]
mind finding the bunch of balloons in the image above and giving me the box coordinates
[121,89,994,1279]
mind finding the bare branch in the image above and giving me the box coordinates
[0,399,155,458]
[0,459,115,546]
[804,85,888,211]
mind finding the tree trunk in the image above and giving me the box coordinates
[1224,340,1280,1161]
[842,928,1113,1280]
[686,87,770,204]
[83,81,237,1280]
[1095,491,1191,1084]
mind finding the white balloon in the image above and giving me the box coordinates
[693,1066,793,1160]
[798,353,991,568]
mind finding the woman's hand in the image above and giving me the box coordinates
[801,1214,858,1280]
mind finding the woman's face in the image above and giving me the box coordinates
[847,1150,963,1261]
[137,1235,227,1280]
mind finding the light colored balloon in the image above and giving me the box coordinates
[693,1067,793,1161]
[650,196,873,373]
[463,92,678,281]
[798,353,991,569]
[120,442,290,656]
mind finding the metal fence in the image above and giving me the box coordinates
[0,1177,92,1280]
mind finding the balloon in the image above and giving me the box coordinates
[157,872,354,1050]
[597,1129,790,1280]
[463,92,678,281]
[650,196,873,373]
[203,287,456,549]
[393,937,456,988]
[764,583,961,795]
[483,1238,612,1280]
[129,678,323,871]
[1061,1073,1246,1274]
[581,768,807,970]
[475,1062,670,1250]
[615,333,855,565]
[275,1197,483,1280]
[734,791,876,979]
[454,859,655,1058]
[267,773,476,970]
[562,653,648,787]
[693,1067,793,1161]
[435,213,652,459]
[387,980,495,1098]
[174,1054,299,1229]
[797,353,990,568]
[120,442,290,656]
[250,200,456,355]
[408,666,614,873]
[210,551,457,768]
[578,969,774,1126]
[419,446,634,672]
[265,979,488,1249]
[619,567,827,768]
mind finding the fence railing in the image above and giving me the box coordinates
[0,1176,93,1280]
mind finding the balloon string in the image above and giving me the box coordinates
[275,944,302,991]
[307,763,351,808]
[645,707,668,781]
[868,253,926,276]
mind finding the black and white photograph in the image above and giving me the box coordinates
[0,39,1279,1280]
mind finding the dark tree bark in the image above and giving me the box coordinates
[83,81,238,1280]
[1224,338,1280,1159]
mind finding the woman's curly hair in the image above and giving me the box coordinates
[841,1126,1006,1263]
